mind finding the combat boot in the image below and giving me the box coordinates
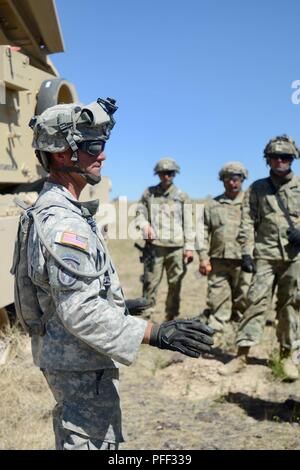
[280,347,299,381]
[218,347,250,376]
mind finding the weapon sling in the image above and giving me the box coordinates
[268,178,295,230]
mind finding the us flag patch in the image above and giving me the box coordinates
[59,232,88,251]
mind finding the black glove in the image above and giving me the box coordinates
[149,319,214,358]
[125,297,152,315]
[288,228,300,246]
[241,255,256,273]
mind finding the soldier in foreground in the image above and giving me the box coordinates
[221,136,300,380]
[135,159,195,321]
[12,99,213,450]
[197,162,252,345]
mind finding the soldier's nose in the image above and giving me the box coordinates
[97,152,106,162]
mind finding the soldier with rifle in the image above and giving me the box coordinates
[135,158,195,321]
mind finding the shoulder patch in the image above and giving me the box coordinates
[58,255,81,287]
[55,231,89,252]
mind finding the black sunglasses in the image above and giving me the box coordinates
[269,154,293,162]
[158,170,175,176]
[78,140,106,157]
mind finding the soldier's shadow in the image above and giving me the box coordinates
[206,348,269,366]
[223,392,300,423]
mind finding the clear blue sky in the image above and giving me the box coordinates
[52,0,300,200]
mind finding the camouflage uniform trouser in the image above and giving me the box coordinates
[207,258,252,332]
[42,368,123,450]
[143,245,187,319]
[236,259,300,350]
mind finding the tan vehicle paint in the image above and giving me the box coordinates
[0,0,110,327]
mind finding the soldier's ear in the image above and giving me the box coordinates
[51,150,72,166]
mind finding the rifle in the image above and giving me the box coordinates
[134,241,156,293]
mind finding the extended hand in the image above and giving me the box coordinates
[149,319,214,358]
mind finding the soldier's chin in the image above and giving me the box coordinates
[92,167,102,177]
[272,167,291,175]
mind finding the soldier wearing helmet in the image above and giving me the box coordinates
[221,135,300,380]
[12,101,213,450]
[135,157,195,321]
[30,100,116,178]
[197,161,252,345]
[153,158,181,175]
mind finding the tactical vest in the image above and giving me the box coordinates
[11,203,110,337]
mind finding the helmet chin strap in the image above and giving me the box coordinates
[53,143,102,185]
[70,149,101,186]
[55,164,101,186]
[83,173,102,185]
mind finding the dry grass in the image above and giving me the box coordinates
[2,213,300,450]
[0,327,54,449]
[0,229,207,450]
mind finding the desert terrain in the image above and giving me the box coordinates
[1,234,300,450]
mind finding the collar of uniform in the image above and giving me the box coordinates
[269,171,298,192]
[289,172,299,189]
[70,199,99,217]
[218,192,244,204]
[158,182,176,197]
[43,181,99,216]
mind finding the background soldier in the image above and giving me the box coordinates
[14,101,213,450]
[222,135,300,380]
[197,162,251,345]
[135,158,194,321]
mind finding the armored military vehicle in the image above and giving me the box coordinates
[0,0,111,336]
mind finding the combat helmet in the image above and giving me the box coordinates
[263,135,299,159]
[29,97,117,184]
[219,161,248,181]
[154,158,180,175]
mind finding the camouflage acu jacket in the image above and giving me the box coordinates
[27,182,147,371]
[197,192,245,261]
[135,183,195,250]
[238,173,300,261]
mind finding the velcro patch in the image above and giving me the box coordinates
[58,256,80,287]
[56,231,88,251]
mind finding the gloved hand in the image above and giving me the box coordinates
[288,228,300,246]
[149,319,214,358]
[241,255,256,273]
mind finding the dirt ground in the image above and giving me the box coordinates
[1,236,300,450]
